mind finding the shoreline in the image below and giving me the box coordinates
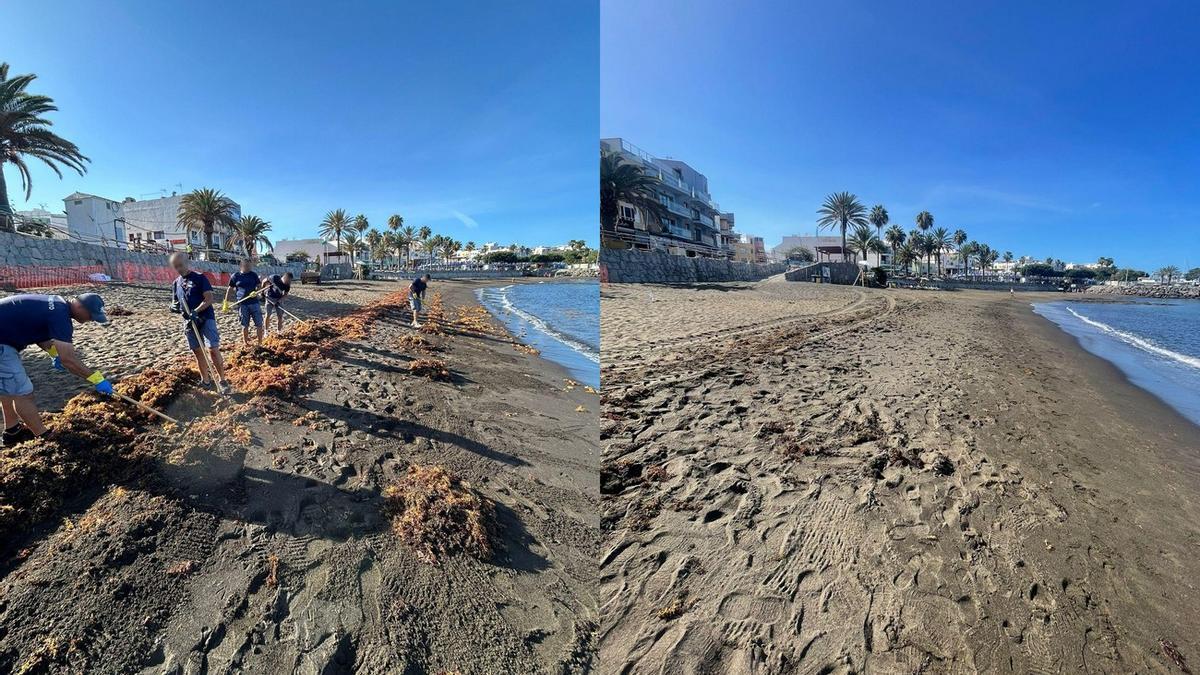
[1,279,600,673]
[600,281,1200,672]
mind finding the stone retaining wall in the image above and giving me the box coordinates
[1087,283,1200,299]
[601,249,785,283]
[785,262,861,285]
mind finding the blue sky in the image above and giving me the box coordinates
[7,1,598,247]
[602,0,1200,271]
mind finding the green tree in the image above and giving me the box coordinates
[846,223,882,262]
[342,230,362,264]
[869,204,889,240]
[319,209,351,253]
[1184,267,1200,281]
[914,211,934,272]
[952,229,968,274]
[365,228,383,265]
[227,214,273,259]
[178,188,238,254]
[895,240,918,275]
[931,227,953,275]
[353,214,369,237]
[816,192,868,262]
[600,150,667,232]
[784,246,815,263]
[1157,265,1181,282]
[884,225,905,270]
[0,63,90,229]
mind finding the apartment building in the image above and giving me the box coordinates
[62,192,240,252]
[601,138,731,258]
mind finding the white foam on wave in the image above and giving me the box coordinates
[1065,306,1200,371]
[479,285,600,365]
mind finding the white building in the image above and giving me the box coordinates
[63,191,241,252]
[274,237,335,263]
[63,192,127,247]
[119,193,239,251]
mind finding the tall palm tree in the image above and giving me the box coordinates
[381,231,399,269]
[952,229,967,275]
[353,213,369,237]
[914,211,934,273]
[869,204,889,239]
[387,214,403,234]
[600,150,667,232]
[421,235,440,265]
[846,223,882,262]
[365,228,383,265]
[400,225,417,269]
[895,241,918,275]
[228,214,273,259]
[1004,251,1014,264]
[441,238,460,263]
[178,188,238,254]
[961,241,978,277]
[816,192,868,262]
[319,209,351,254]
[930,227,953,275]
[0,63,90,229]
[342,230,362,264]
[418,225,431,241]
[884,225,905,271]
[465,241,476,252]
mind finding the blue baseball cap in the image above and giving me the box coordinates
[77,293,108,323]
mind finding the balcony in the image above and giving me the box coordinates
[662,200,693,219]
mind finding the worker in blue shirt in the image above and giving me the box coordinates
[0,292,112,445]
[223,259,264,345]
[169,252,229,393]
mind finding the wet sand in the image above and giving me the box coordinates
[600,279,1200,673]
[0,279,598,674]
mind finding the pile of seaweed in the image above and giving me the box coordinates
[0,367,192,550]
[224,290,409,395]
[383,465,497,564]
[408,358,451,381]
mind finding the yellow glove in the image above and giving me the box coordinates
[88,371,113,396]
[222,300,230,312]
[46,345,59,358]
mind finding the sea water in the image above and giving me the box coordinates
[1033,298,1200,426]
[478,280,600,389]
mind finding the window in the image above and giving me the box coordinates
[153,231,165,239]
[73,200,82,205]
[621,205,636,220]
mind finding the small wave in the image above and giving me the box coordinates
[480,286,600,364]
[1065,307,1200,370]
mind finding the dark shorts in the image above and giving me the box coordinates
[239,302,263,328]
[185,318,220,350]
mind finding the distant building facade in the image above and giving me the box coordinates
[732,234,768,263]
[13,208,68,239]
[63,191,240,252]
[601,137,732,258]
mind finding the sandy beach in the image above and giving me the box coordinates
[600,278,1200,673]
[0,278,598,674]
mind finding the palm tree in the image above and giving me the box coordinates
[227,214,273,259]
[421,235,440,265]
[884,225,905,271]
[381,231,399,268]
[441,238,460,263]
[914,211,934,272]
[869,205,889,238]
[961,241,978,277]
[952,229,967,275]
[365,228,383,265]
[343,230,362,264]
[930,227,953,275]
[1158,265,1181,282]
[387,214,403,234]
[465,241,476,252]
[178,188,238,254]
[0,63,90,229]
[816,192,868,262]
[895,241,918,275]
[600,150,667,232]
[400,225,417,269]
[846,223,881,262]
[418,225,431,241]
[353,213,369,237]
[319,209,351,254]
[920,234,938,277]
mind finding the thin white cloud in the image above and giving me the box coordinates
[451,210,479,229]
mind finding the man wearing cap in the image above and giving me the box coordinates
[0,292,113,445]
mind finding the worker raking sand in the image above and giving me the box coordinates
[223,258,264,346]
[409,273,431,328]
[261,271,294,333]
[169,252,230,394]
[0,292,112,444]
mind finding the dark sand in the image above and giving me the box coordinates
[0,279,598,674]
[600,280,1200,673]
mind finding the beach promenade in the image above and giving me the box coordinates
[600,278,1200,673]
[0,279,599,673]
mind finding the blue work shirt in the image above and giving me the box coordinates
[0,294,75,350]
[173,271,216,321]
[229,271,261,303]
[264,274,290,302]
[410,277,427,297]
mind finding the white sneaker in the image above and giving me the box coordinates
[412,321,422,328]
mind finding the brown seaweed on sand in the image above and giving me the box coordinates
[383,465,497,564]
